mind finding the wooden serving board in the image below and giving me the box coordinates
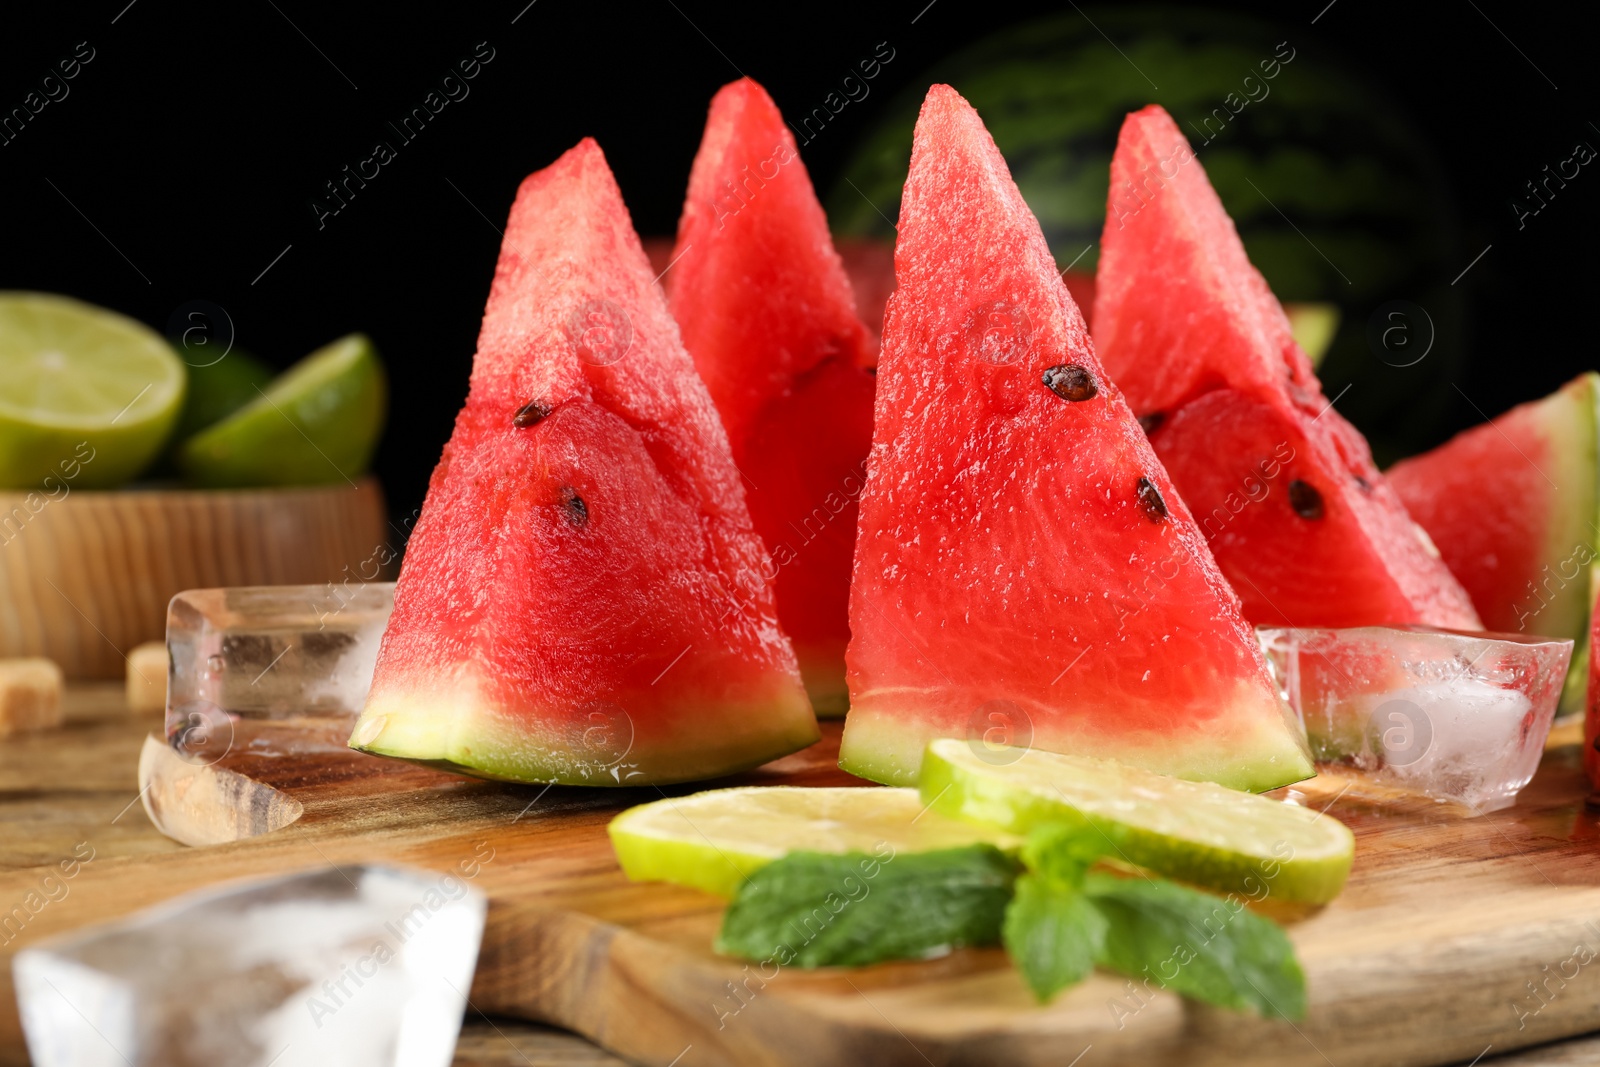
[4,693,1600,1067]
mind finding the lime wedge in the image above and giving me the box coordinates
[177,333,386,488]
[609,785,1019,898]
[0,292,185,489]
[920,738,1354,904]
[171,347,275,442]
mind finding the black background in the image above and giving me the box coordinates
[3,0,1596,527]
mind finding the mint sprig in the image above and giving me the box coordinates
[715,845,1017,967]
[1002,873,1108,999]
[713,823,1308,1020]
[1085,872,1306,1019]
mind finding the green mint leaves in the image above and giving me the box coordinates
[1086,873,1306,1019]
[1003,874,1108,998]
[1005,825,1307,1014]
[716,823,1307,1020]
[715,845,1017,968]
[1002,823,1109,999]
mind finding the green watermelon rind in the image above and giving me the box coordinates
[1559,563,1600,721]
[1530,374,1600,655]
[794,643,850,718]
[837,680,1314,794]
[1550,376,1600,718]
[352,687,820,788]
[918,740,1351,904]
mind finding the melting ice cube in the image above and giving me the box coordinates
[14,864,484,1067]
[1258,625,1572,812]
[165,583,394,743]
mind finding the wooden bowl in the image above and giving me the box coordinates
[0,479,388,679]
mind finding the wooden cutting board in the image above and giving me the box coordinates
[4,691,1600,1067]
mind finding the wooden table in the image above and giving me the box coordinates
[2,685,1599,1066]
[0,685,616,1066]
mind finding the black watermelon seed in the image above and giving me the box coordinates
[562,488,589,526]
[1288,479,1325,519]
[866,365,877,376]
[513,400,551,427]
[1136,476,1168,523]
[1354,475,1372,493]
[1042,364,1098,402]
[1138,411,1166,435]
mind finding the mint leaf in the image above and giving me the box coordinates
[1003,873,1108,1001]
[716,845,1018,968]
[1019,822,1108,886]
[1085,872,1307,1019]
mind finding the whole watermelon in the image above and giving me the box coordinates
[828,6,1465,462]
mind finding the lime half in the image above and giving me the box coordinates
[609,786,1018,898]
[171,347,275,442]
[0,293,185,489]
[920,738,1354,904]
[177,333,386,488]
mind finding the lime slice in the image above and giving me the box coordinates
[177,333,386,488]
[920,738,1354,904]
[609,785,1019,897]
[0,292,186,489]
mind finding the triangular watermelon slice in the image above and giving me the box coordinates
[837,86,1312,792]
[1092,105,1481,631]
[667,79,877,717]
[1389,373,1600,713]
[350,140,819,785]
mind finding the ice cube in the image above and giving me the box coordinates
[14,864,484,1067]
[165,583,394,743]
[1258,625,1572,812]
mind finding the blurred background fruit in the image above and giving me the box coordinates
[177,333,387,488]
[827,6,1462,463]
[0,293,185,490]
[169,345,275,445]
[6,1,1595,534]
[0,297,392,675]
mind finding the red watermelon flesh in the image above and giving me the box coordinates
[1061,270,1096,331]
[837,85,1312,791]
[1389,373,1599,718]
[831,239,1096,342]
[1156,389,1469,629]
[667,78,877,715]
[1388,373,1599,639]
[652,234,891,359]
[834,238,896,353]
[350,139,818,785]
[1093,105,1480,631]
